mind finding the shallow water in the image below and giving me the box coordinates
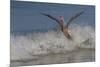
[10,48,95,67]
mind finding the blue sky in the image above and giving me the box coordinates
[11,1,95,32]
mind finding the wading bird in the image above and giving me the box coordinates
[41,11,84,40]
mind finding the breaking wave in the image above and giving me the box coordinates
[10,23,95,60]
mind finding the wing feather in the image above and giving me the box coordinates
[66,11,84,28]
[41,13,62,25]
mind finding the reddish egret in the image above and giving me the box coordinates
[41,11,84,40]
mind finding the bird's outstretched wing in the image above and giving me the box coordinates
[66,11,84,29]
[41,13,62,26]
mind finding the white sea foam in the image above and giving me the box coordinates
[10,23,95,60]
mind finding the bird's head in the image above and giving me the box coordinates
[59,16,64,19]
[59,16,64,24]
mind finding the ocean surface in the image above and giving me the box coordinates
[10,23,95,66]
[10,1,95,66]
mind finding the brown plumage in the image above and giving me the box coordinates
[41,11,84,40]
